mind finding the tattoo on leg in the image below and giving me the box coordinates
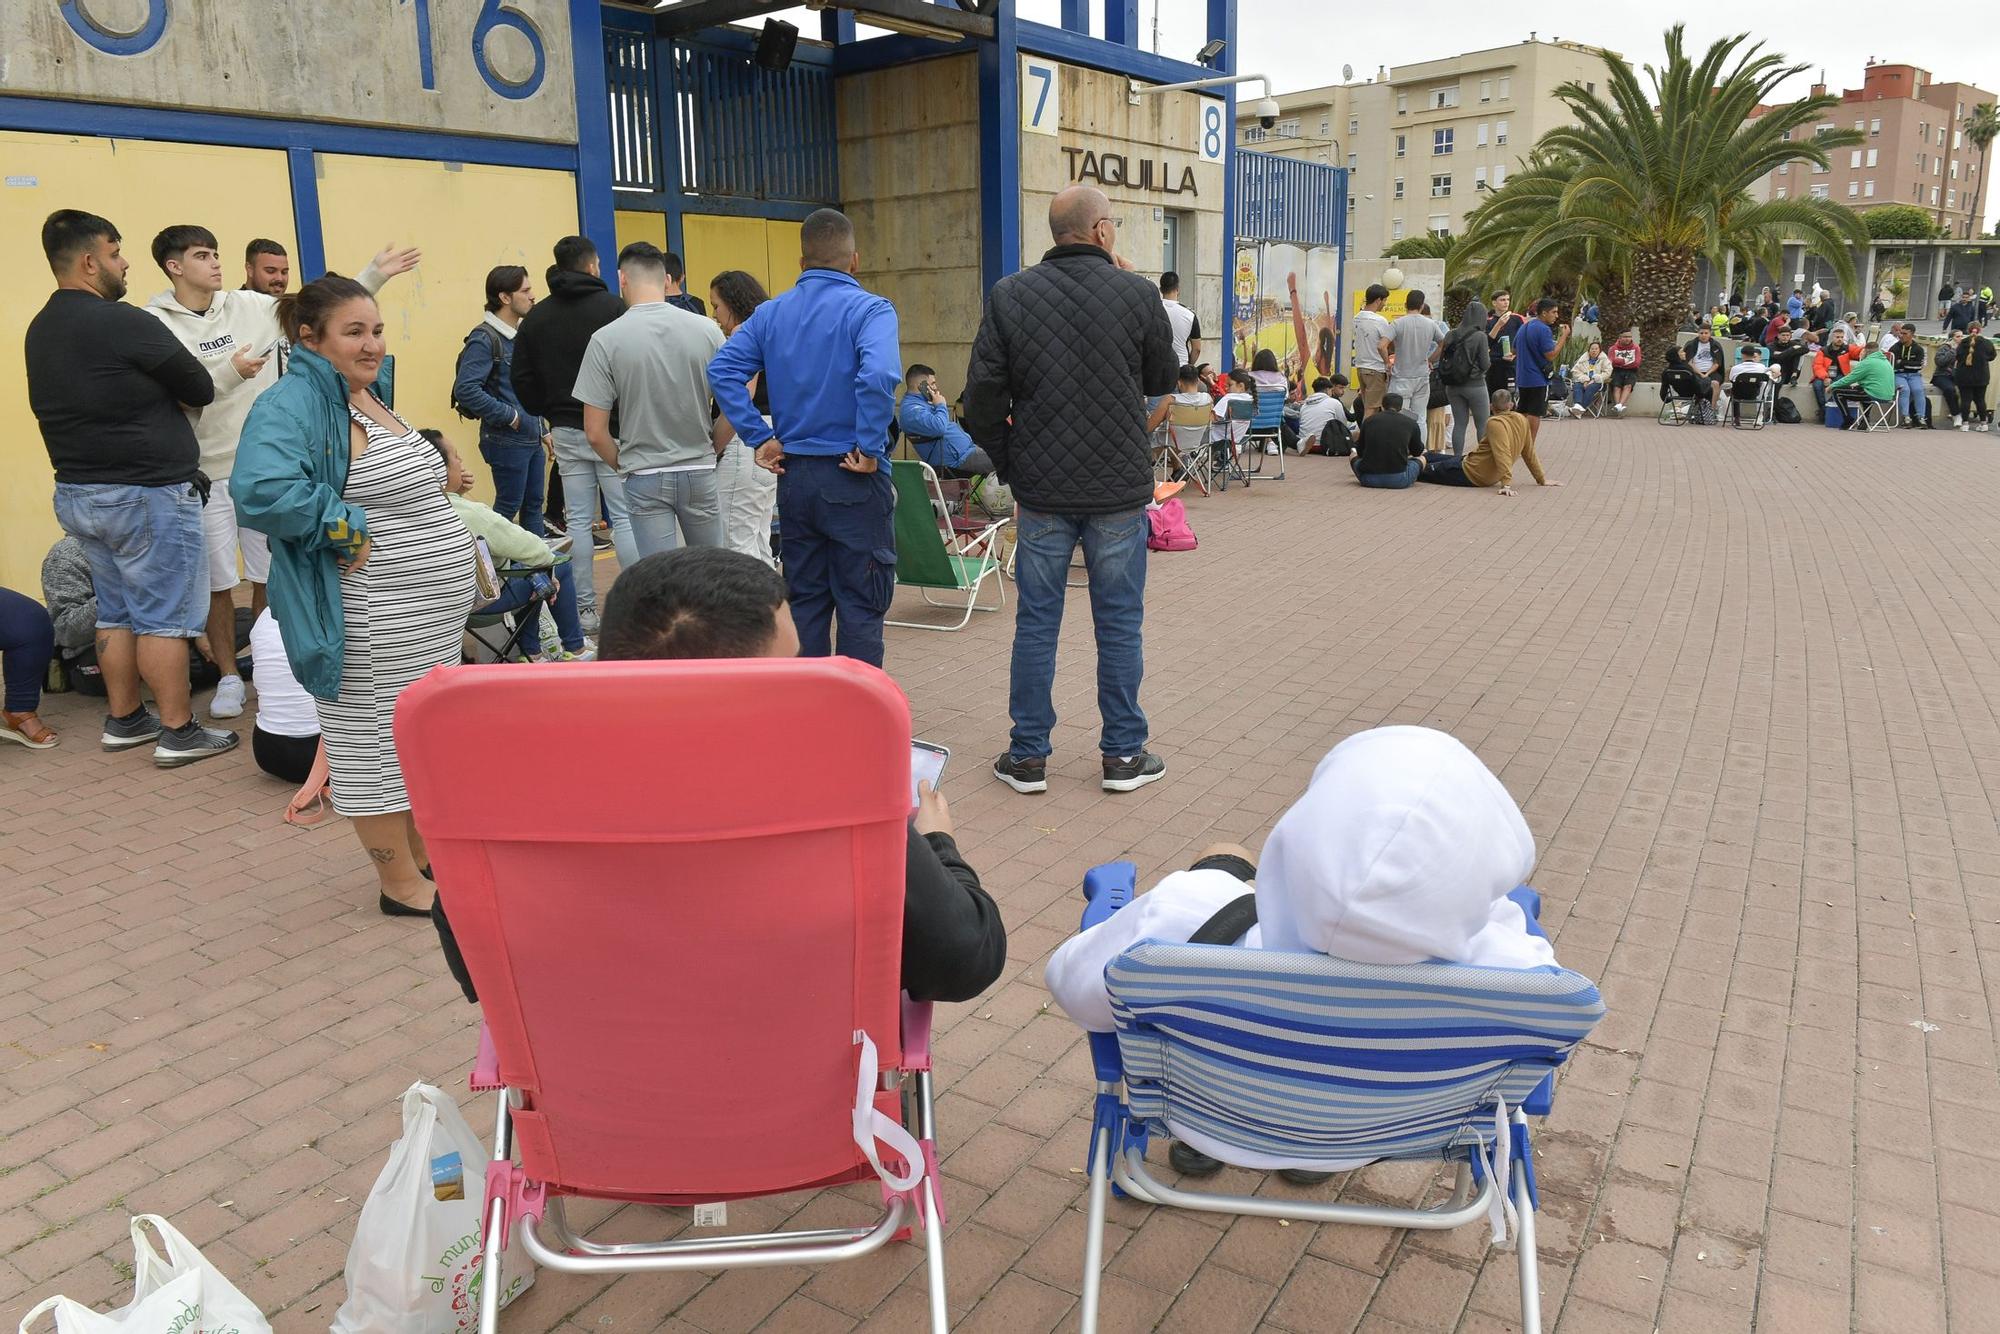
[95,633,111,656]
[368,847,396,865]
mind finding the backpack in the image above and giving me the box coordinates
[450,326,505,420]
[1773,396,1801,424]
[1321,420,1353,456]
[1146,498,1197,552]
[1437,330,1480,386]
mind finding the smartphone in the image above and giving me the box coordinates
[911,740,950,806]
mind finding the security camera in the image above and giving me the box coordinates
[1255,97,1280,129]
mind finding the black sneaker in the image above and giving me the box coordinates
[993,753,1047,794]
[1277,1169,1336,1186]
[101,708,163,751]
[592,528,613,551]
[1168,1141,1224,1178]
[1102,751,1166,793]
[153,721,241,768]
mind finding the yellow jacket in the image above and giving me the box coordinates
[1461,411,1547,488]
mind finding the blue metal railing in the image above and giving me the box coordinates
[1236,150,1345,250]
[670,41,838,204]
[605,27,661,194]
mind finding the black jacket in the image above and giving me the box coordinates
[512,267,628,430]
[1891,341,1927,375]
[431,828,1007,1006]
[1956,335,1994,388]
[964,244,1178,515]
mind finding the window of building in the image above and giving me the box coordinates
[1495,162,1507,186]
[1950,159,1959,180]
[1431,86,1460,110]
[1428,215,1451,238]
[1477,122,1489,147]
[1498,77,1510,99]
[1847,181,1859,198]
[1813,159,1828,174]
[1395,134,1406,158]
[1954,129,1962,150]
[1586,81,1596,93]
[1348,194,1357,211]
[1918,152,1928,171]
[1431,174,1452,197]
[1939,126,1947,146]
[1920,120,1928,138]
[1479,78,1492,102]
[1776,186,1788,199]
[1810,183,1830,199]
[1864,180,1875,198]
[1850,149,1862,169]
[1947,188,1956,208]
[1475,165,1488,189]
[1243,126,1266,142]
[1348,117,1358,136]
[1320,117,1330,136]
[1392,217,1405,240]
[1393,177,1405,199]
[1348,152,1358,171]
[1869,118,1880,137]
[1779,163,1789,175]
[1434,127,1454,155]
[1277,118,1300,139]
[1397,93,1409,115]
[1932,186,1940,205]
[1496,120,1509,145]
[1815,122,1834,136]
[1865,148,1877,167]
[1936,156,1943,175]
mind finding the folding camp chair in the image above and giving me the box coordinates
[1245,385,1288,479]
[1850,395,1897,431]
[1217,399,1255,491]
[396,660,951,1333]
[1728,372,1777,429]
[1067,861,1603,1334]
[887,459,1006,632]
[1162,401,1215,497]
[1657,370,1712,426]
[464,552,573,663]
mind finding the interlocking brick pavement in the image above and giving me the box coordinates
[8,417,2000,1331]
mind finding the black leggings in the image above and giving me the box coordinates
[252,727,319,784]
[1963,382,1991,422]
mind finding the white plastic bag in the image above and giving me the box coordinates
[19,1214,272,1334]
[330,1082,534,1334]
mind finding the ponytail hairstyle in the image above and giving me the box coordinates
[274,272,375,347]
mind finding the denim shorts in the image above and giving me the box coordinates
[52,481,207,638]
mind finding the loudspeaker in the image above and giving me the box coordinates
[754,19,799,72]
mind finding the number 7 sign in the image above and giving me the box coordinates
[1021,56,1058,136]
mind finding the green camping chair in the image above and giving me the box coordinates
[887,459,1007,632]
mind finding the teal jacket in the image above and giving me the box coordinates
[232,346,394,701]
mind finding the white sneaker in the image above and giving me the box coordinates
[210,675,246,719]
[1571,402,1587,418]
[1614,403,1626,414]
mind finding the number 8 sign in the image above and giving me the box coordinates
[1198,100,1226,164]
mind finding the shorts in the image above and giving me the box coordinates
[201,476,271,593]
[1358,368,1389,412]
[1515,386,1549,418]
[1610,369,1638,388]
[52,481,207,639]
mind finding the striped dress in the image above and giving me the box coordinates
[318,403,477,816]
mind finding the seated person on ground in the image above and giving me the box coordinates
[1045,724,1560,1179]
[1297,375,1351,452]
[421,429,591,662]
[247,607,321,784]
[1351,391,1423,488]
[1417,389,1563,496]
[1727,346,1777,422]
[432,547,1008,1006]
[1827,345,1895,428]
[898,364,994,477]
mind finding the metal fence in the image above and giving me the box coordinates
[1235,150,1345,250]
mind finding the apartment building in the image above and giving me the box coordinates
[1237,38,1615,259]
[1751,63,1993,239]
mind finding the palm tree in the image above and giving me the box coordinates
[1451,148,1631,336]
[1459,26,1868,375]
[1965,103,2000,239]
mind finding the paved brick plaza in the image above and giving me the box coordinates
[7,417,2000,1332]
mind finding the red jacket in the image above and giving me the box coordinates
[1813,344,1860,382]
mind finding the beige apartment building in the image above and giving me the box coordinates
[1749,63,1993,239]
[1237,39,1615,260]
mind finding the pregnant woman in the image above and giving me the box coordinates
[234,273,477,915]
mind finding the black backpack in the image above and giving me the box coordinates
[1437,330,1480,387]
[450,326,505,420]
[1773,396,1802,424]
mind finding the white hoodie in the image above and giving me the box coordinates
[145,263,387,479]
[1044,726,1556,1035]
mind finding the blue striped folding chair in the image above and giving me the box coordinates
[1069,861,1604,1334]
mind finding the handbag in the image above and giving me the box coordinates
[1146,498,1197,552]
[472,536,501,603]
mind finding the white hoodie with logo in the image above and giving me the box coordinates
[145,263,388,479]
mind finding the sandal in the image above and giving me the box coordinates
[0,710,58,749]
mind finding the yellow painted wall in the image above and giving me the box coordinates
[615,208,667,254]
[681,214,801,302]
[1,132,298,594]
[314,155,577,502]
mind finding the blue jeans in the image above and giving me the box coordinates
[476,566,585,656]
[0,586,54,712]
[1008,506,1148,761]
[1895,371,1926,418]
[551,427,636,615]
[1572,382,1600,411]
[481,440,545,535]
[777,454,897,667]
[625,468,722,559]
[1352,457,1422,489]
[52,481,206,637]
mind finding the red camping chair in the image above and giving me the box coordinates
[396,659,949,1332]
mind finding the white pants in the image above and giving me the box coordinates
[202,476,271,593]
[1388,378,1430,447]
[714,431,778,568]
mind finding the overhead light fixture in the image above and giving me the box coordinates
[1195,39,1226,66]
[853,9,966,41]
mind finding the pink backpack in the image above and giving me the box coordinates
[1147,498,1197,552]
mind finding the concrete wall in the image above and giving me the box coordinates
[3,0,576,142]
[836,54,983,399]
[1022,63,1226,361]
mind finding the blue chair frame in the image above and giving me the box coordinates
[1070,860,1602,1333]
[1246,385,1288,479]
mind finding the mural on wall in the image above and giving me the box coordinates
[7,0,576,141]
[1236,243,1342,385]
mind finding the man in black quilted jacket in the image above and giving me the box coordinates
[965,185,1179,796]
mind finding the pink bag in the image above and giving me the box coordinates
[1146,498,1197,552]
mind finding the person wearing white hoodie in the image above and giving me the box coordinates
[145,225,418,719]
[1045,724,1558,1180]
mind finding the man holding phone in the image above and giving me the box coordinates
[145,224,419,718]
[897,365,994,478]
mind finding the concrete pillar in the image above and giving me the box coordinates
[1860,245,1877,327]
[1722,251,1735,303]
